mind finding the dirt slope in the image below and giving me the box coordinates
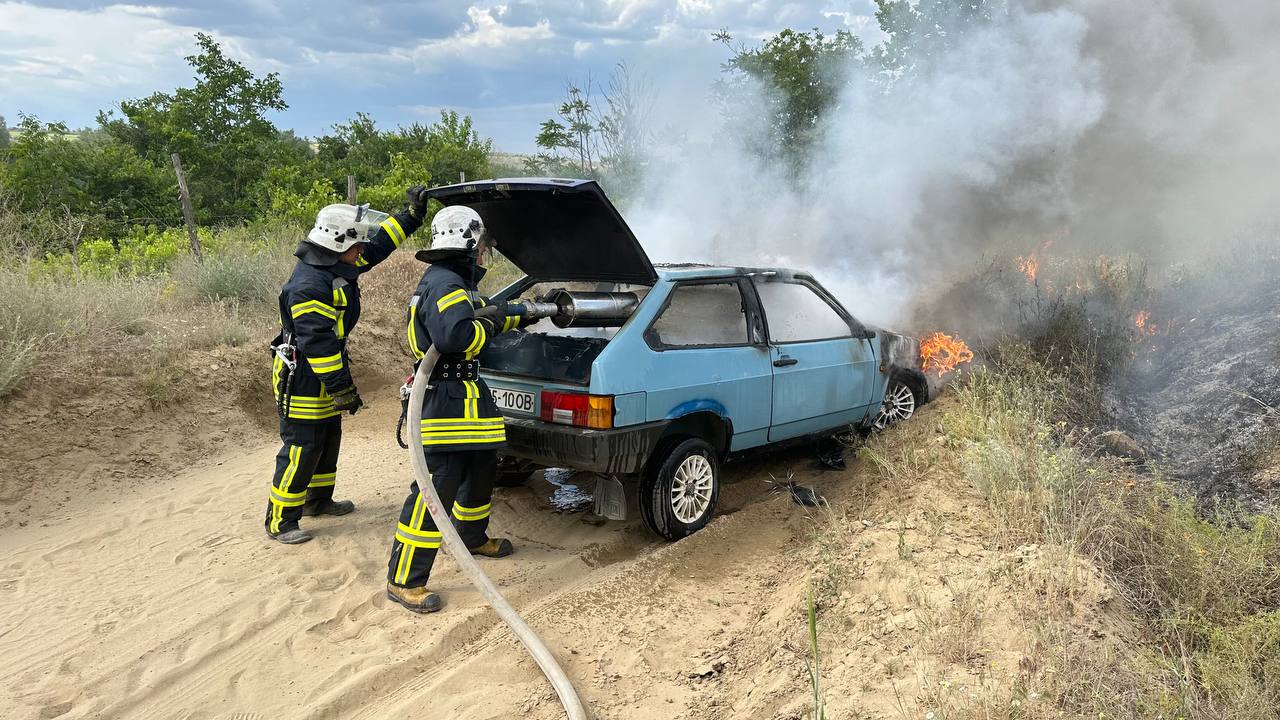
[0,394,1132,720]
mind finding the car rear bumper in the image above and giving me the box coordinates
[500,416,668,476]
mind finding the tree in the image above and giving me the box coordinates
[716,28,863,165]
[527,63,652,199]
[4,115,177,247]
[98,32,289,223]
[871,0,997,80]
[0,115,10,157]
[532,81,600,177]
[315,110,491,191]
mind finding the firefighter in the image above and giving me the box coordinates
[265,186,429,544]
[385,205,529,613]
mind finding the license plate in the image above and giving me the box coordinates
[491,387,535,415]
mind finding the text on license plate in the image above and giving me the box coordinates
[491,388,535,414]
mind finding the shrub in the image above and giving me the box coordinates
[169,243,292,304]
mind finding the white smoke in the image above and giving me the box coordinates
[626,1,1280,328]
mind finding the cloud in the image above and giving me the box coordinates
[404,5,556,72]
[0,0,881,149]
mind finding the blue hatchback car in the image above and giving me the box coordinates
[426,179,929,539]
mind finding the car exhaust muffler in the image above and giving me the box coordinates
[523,290,640,328]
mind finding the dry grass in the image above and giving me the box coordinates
[912,582,988,666]
[936,355,1280,718]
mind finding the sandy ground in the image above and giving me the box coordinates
[1,384,1135,720]
[0,395,848,720]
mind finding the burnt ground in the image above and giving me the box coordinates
[1107,280,1280,505]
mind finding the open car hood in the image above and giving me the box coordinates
[427,178,657,285]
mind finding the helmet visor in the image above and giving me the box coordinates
[353,204,389,243]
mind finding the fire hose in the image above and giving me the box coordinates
[406,344,589,720]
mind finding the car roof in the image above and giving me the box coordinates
[654,263,809,280]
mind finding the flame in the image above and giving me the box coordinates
[1013,238,1055,284]
[1134,309,1157,337]
[1015,254,1040,283]
[920,332,975,376]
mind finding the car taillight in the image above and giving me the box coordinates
[540,391,614,429]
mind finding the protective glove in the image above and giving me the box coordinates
[474,304,505,326]
[330,385,364,415]
[406,184,429,220]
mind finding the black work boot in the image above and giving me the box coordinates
[468,538,514,558]
[387,583,443,613]
[302,498,356,517]
[266,523,313,545]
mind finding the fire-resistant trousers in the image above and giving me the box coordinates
[387,449,496,588]
[264,417,342,534]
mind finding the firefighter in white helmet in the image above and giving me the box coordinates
[385,204,530,613]
[264,186,430,544]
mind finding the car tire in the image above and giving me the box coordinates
[494,469,535,488]
[639,438,720,540]
[872,371,923,431]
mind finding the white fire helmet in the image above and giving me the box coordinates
[305,203,389,253]
[429,205,486,255]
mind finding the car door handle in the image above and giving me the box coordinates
[773,356,798,367]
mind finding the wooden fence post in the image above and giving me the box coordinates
[170,153,203,263]
[346,175,357,204]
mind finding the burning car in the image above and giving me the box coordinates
[426,179,930,540]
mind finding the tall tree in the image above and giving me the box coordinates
[0,115,10,156]
[98,32,288,223]
[716,28,863,166]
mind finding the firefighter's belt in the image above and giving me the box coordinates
[430,358,480,382]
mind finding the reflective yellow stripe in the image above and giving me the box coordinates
[291,300,337,320]
[420,416,505,425]
[306,353,344,374]
[396,493,427,584]
[270,486,307,507]
[355,255,369,267]
[417,430,501,443]
[333,287,347,339]
[437,289,468,312]
[381,217,406,247]
[395,522,442,548]
[310,472,336,488]
[287,395,335,406]
[503,315,517,332]
[271,446,304,529]
[421,431,507,440]
[464,321,486,361]
[279,445,301,493]
[452,502,491,522]
[407,296,424,360]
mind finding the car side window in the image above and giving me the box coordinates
[647,282,750,348]
[753,279,852,343]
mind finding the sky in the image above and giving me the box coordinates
[0,0,881,152]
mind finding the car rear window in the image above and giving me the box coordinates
[647,282,749,348]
